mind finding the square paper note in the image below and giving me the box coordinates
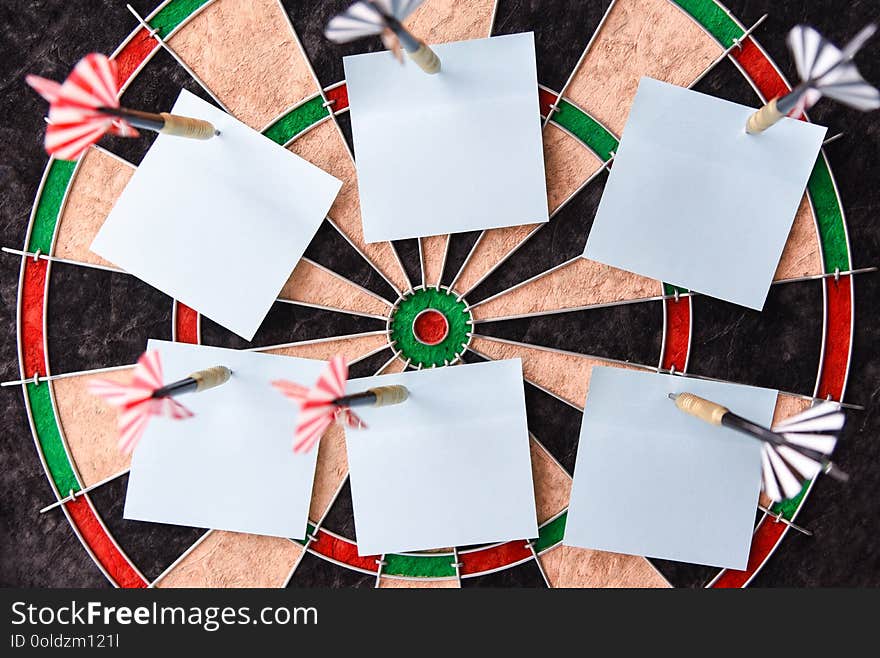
[564,367,778,570]
[344,32,548,242]
[124,340,327,539]
[344,359,538,555]
[583,77,826,310]
[92,89,342,340]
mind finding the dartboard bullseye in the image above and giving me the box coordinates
[412,308,449,346]
[4,0,877,590]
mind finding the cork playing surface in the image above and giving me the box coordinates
[2,0,879,588]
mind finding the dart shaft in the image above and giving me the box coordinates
[333,385,409,408]
[383,15,420,53]
[723,413,848,482]
[333,391,376,407]
[775,85,809,115]
[372,3,440,74]
[823,462,850,483]
[729,415,828,463]
[151,365,231,399]
[151,378,198,398]
[721,412,785,446]
[811,24,876,83]
[97,106,218,139]
[98,106,165,131]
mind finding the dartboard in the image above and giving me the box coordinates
[5,0,878,588]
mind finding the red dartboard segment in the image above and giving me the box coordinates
[538,87,557,117]
[459,541,532,576]
[817,276,852,401]
[710,517,788,588]
[64,496,148,588]
[20,259,48,378]
[112,27,160,90]
[324,84,349,113]
[174,301,200,344]
[661,297,691,372]
[730,37,790,103]
[309,530,379,573]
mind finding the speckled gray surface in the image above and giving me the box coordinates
[441,230,481,288]
[348,346,394,378]
[391,237,422,290]
[1,0,878,588]
[46,263,173,374]
[319,478,357,540]
[523,382,582,473]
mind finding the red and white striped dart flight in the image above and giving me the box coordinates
[26,53,137,161]
[273,355,366,454]
[88,351,194,455]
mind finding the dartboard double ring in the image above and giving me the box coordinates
[8,0,872,588]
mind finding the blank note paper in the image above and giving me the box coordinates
[124,340,327,539]
[91,90,342,340]
[564,367,778,570]
[583,77,826,310]
[344,32,548,242]
[344,359,538,555]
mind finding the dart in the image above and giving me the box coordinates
[746,23,880,134]
[669,392,847,502]
[26,53,218,161]
[325,0,441,74]
[89,351,231,454]
[273,354,409,454]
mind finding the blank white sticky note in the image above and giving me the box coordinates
[583,77,826,310]
[124,340,327,539]
[344,359,538,555]
[564,367,777,570]
[91,90,342,340]
[344,32,548,242]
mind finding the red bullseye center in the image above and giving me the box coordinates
[413,309,449,346]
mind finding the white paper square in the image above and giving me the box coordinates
[344,359,538,555]
[564,367,778,570]
[583,77,826,310]
[91,90,342,340]
[344,32,548,242]
[124,340,327,539]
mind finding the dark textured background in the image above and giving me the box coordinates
[1,0,878,587]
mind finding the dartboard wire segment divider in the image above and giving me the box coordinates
[6,0,871,588]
